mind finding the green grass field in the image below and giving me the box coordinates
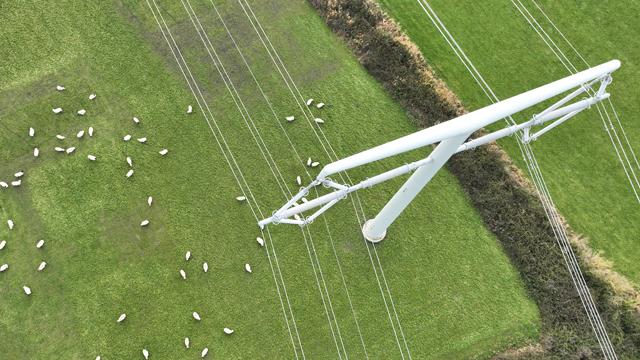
[378,0,640,283]
[0,0,540,358]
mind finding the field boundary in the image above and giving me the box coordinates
[307,0,640,357]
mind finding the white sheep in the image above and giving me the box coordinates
[117,313,127,323]
[126,156,133,167]
[77,130,85,138]
[88,127,94,137]
[126,169,134,178]
[15,171,24,178]
[133,117,140,125]
[311,162,320,167]
[244,263,252,273]
[147,196,153,206]
[192,311,201,321]
[306,98,313,106]
[179,269,187,280]
[159,149,168,156]
[52,107,63,114]
[184,337,190,348]
[37,261,47,271]
[202,262,208,273]
[307,157,312,166]
[56,85,65,91]
[123,134,132,141]
[29,127,35,137]
[137,137,147,144]
[185,251,192,261]
[223,327,234,335]
[187,105,193,114]
[296,176,301,186]
[36,239,45,248]
[0,264,8,272]
[316,102,325,109]
[201,348,209,358]
[314,118,324,124]
[33,148,39,157]
[142,349,149,359]
[256,237,265,247]
[66,147,76,154]
[23,285,32,295]
[0,181,7,189]
[0,240,6,250]
[8,220,14,230]
[236,196,246,202]
[286,116,295,122]
[54,147,65,152]
[140,219,149,227]
[89,93,96,100]
[77,109,86,116]
[87,155,97,161]
[56,134,66,140]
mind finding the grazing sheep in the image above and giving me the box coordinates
[56,134,66,140]
[77,109,86,116]
[202,262,208,273]
[88,127,94,137]
[126,169,134,178]
[184,337,190,349]
[192,312,201,321]
[54,147,65,152]
[56,85,65,91]
[306,98,313,106]
[286,116,295,122]
[256,237,265,247]
[244,263,252,273]
[123,134,132,141]
[23,285,31,295]
[126,157,133,167]
[37,261,47,271]
[0,240,6,250]
[201,348,209,358]
[142,349,149,360]
[33,148,39,157]
[52,107,63,114]
[236,196,246,202]
[29,127,35,137]
[187,105,193,114]
[314,118,324,124]
[87,155,97,161]
[0,264,8,272]
[96,356,101,360]
[185,251,191,261]
[311,162,320,168]
[0,181,7,189]
[77,130,85,138]
[223,327,234,335]
[307,157,312,166]
[36,239,45,248]
[316,102,325,109]
[117,313,127,323]
[159,148,168,156]
[140,219,149,227]
[137,137,147,144]
[89,93,96,100]
[7,220,14,230]
[147,196,153,206]
[179,269,187,280]
[133,117,140,125]
[296,176,301,186]
[15,171,24,178]
[66,147,76,154]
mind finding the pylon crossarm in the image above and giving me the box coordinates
[257,60,621,240]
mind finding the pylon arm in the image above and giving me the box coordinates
[258,60,621,237]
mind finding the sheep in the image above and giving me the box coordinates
[88,127,94,137]
[137,137,147,144]
[314,118,324,124]
[56,85,65,91]
[142,349,149,360]
[89,93,96,100]
[147,196,153,206]
[77,130,85,138]
[56,134,66,140]
[159,148,168,156]
[316,102,325,109]
[0,181,7,189]
[306,98,313,106]
[187,105,193,114]
[179,269,187,280]
[201,348,209,358]
[184,337,190,349]
[15,171,24,178]
[96,356,101,360]
[185,251,192,261]
[236,196,246,202]
[126,156,133,167]
[256,237,264,247]
[203,262,208,273]
[23,285,31,295]
[123,134,132,141]
[117,313,127,323]
[54,147,65,152]
[244,263,252,273]
[33,148,39,157]
[52,107,63,114]
[133,117,140,125]
[66,147,76,154]
[7,220,14,230]
[311,162,320,168]
[0,264,8,272]
[126,169,134,178]
[286,116,295,122]
[223,327,234,335]
[36,239,45,248]
[37,261,47,271]
[140,219,149,227]
[29,127,35,137]
[192,311,201,321]
[296,176,301,186]
[77,109,86,116]
[87,155,97,161]
[307,157,312,166]
[0,240,6,250]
